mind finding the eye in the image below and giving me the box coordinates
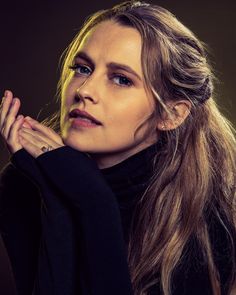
[68,64,91,76]
[111,74,133,87]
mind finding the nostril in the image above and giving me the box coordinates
[74,93,82,102]
[74,93,83,102]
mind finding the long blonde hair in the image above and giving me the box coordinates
[43,1,236,294]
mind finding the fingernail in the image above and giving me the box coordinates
[4,90,8,97]
[22,123,29,127]
[17,115,23,120]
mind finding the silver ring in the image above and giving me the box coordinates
[41,145,53,153]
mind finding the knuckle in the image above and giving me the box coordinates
[2,130,8,140]
[2,124,7,133]
[1,125,6,135]
[1,121,6,130]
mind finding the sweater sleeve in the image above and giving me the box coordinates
[35,145,134,295]
[9,149,82,295]
[0,149,41,295]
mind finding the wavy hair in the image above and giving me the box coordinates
[42,1,236,294]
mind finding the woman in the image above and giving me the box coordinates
[0,1,235,294]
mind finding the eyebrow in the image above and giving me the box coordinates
[74,51,142,81]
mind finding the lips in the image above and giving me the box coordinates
[69,109,102,125]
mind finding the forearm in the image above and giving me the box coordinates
[35,146,134,295]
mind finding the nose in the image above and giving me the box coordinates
[75,75,99,104]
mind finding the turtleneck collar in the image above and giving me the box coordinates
[99,140,162,191]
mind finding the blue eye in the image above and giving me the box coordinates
[111,75,133,87]
[68,64,91,75]
[68,64,133,87]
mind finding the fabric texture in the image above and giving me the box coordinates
[0,142,234,295]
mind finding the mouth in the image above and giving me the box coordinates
[69,109,102,125]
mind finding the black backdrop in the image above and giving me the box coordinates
[0,0,235,294]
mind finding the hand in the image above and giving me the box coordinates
[0,90,31,154]
[18,116,65,158]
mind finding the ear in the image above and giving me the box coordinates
[157,100,192,131]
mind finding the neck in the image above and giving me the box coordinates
[89,140,159,169]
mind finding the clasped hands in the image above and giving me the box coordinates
[0,90,65,158]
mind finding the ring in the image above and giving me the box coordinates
[41,145,53,153]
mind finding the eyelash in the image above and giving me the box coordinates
[68,64,133,87]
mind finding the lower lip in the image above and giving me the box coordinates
[69,117,101,128]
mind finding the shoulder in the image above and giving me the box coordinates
[0,160,39,195]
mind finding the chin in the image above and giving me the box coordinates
[61,134,98,153]
[61,124,104,153]
[62,136,85,152]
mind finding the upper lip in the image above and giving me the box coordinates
[69,108,102,125]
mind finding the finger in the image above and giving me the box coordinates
[0,90,12,110]
[24,116,63,144]
[18,133,46,158]
[0,90,13,127]
[8,114,24,145]
[19,127,61,149]
[2,98,21,139]
[0,95,5,110]
[5,115,24,154]
[22,119,33,129]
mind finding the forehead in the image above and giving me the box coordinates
[76,20,142,74]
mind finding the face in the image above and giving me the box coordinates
[60,20,159,169]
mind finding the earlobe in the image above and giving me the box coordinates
[157,100,191,131]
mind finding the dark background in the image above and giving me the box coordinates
[0,0,235,294]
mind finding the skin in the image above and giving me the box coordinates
[0,20,191,167]
[0,91,64,158]
[60,20,159,168]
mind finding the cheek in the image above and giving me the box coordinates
[108,94,153,128]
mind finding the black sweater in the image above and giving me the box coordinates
[0,143,234,295]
